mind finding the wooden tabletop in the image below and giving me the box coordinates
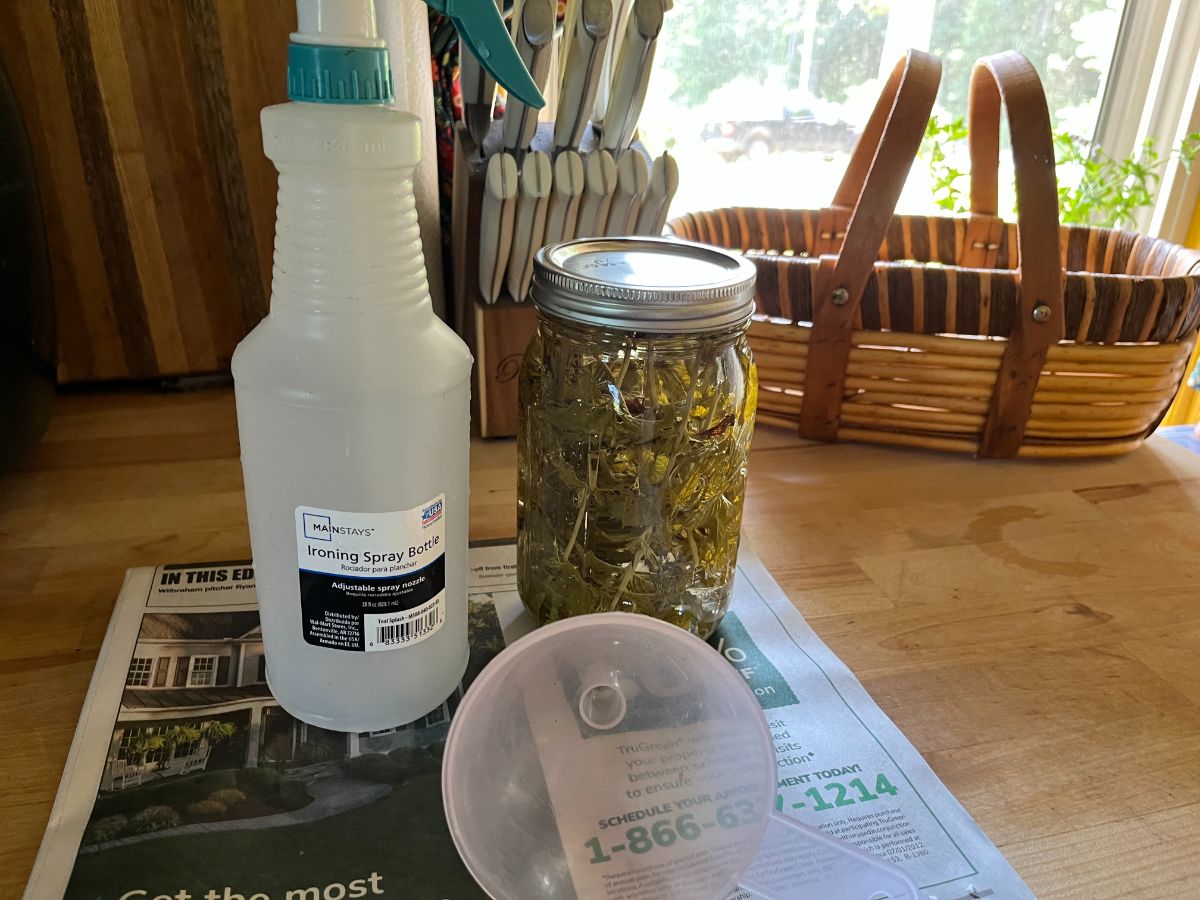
[3,386,1199,898]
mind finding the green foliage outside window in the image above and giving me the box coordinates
[927,0,1113,123]
[921,115,1200,228]
[662,0,1114,118]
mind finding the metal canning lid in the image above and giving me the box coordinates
[531,236,758,333]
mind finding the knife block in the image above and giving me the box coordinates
[451,119,619,437]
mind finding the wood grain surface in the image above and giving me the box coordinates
[0,1,292,382]
[3,387,1200,897]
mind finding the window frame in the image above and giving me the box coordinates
[1093,0,1200,240]
[188,655,218,688]
[126,657,153,688]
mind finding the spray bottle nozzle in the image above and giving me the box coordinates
[426,0,546,109]
[291,0,543,110]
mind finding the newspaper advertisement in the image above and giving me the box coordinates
[24,543,1030,900]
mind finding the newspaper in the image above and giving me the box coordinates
[25,544,1031,900]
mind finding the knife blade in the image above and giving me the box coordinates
[543,151,586,245]
[634,151,678,235]
[574,150,617,238]
[599,0,665,154]
[501,0,556,154]
[553,0,613,153]
[479,152,519,304]
[604,150,649,236]
[506,151,554,301]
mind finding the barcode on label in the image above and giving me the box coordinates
[376,607,441,646]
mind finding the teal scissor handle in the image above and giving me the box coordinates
[428,0,546,109]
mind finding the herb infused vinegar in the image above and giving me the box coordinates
[517,238,758,636]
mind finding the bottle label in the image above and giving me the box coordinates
[294,495,447,652]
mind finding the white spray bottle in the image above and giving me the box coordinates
[233,0,543,731]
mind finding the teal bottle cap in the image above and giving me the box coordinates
[287,43,395,104]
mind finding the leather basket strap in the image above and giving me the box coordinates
[811,54,928,256]
[959,57,1009,268]
[798,50,942,441]
[970,52,1065,458]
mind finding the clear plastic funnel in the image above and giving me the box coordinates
[443,614,919,900]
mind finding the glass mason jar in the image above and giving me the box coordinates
[517,237,758,637]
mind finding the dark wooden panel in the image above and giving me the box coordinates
[0,0,292,381]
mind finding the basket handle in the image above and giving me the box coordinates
[960,63,1009,268]
[967,52,1065,457]
[960,52,1060,271]
[798,50,941,441]
[811,54,939,255]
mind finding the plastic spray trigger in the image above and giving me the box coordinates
[427,0,546,109]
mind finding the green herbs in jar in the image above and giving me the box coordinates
[517,237,758,637]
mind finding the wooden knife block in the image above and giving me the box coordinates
[450,119,617,437]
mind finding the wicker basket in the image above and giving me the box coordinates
[668,51,1200,458]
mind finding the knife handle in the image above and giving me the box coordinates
[604,150,649,236]
[559,0,583,73]
[501,51,553,151]
[591,0,635,128]
[600,0,664,153]
[502,0,556,152]
[553,0,614,152]
[506,152,554,301]
[544,151,586,245]
[459,50,496,147]
[479,153,519,304]
[575,150,618,238]
[634,151,678,235]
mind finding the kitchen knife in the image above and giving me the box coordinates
[479,152,519,304]
[590,0,634,133]
[599,0,665,154]
[574,149,617,238]
[559,0,582,72]
[604,149,649,236]
[458,0,505,147]
[633,151,678,235]
[501,0,556,153]
[506,151,554,301]
[543,150,586,245]
[553,0,613,153]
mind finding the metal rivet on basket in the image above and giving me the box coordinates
[830,287,850,306]
[1032,303,1052,322]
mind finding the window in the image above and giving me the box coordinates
[153,657,169,687]
[117,725,166,766]
[172,726,202,760]
[189,656,217,687]
[116,723,202,766]
[422,704,448,728]
[126,657,153,687]
[642,0,1130,218]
